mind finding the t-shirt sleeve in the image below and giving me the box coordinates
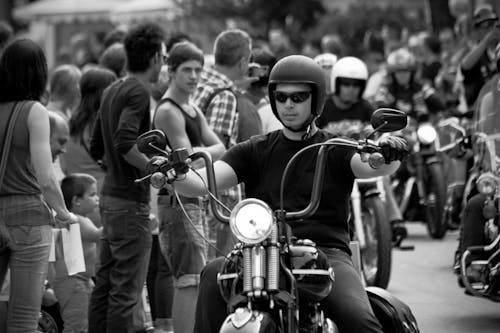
[329,145,355,180]
[114,83,151,154]
[220,138,254,183]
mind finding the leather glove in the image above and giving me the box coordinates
[378,135,409,164]
[146,156,169,175]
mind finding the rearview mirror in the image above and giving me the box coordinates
[137,130,167,155]
[370,108,407,133]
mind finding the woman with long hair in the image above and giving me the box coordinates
[0,38,77,332]
[61,68,117,196]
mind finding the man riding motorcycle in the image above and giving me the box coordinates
[318,56,408,247]
[375,47,445,119]
[166,55,409,332]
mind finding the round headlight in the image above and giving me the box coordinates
[477,172,497,195]
[416,124,437,145]
[229,198,274,244]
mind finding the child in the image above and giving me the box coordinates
[52,173,101,333]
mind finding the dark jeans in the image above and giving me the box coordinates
[146,234,174,320]
[193,247,382,333]
[88,195,152,333]
[459,193,488,259]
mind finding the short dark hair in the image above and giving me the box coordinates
[167,41,204,71]
[214,29,251,67]
[61,173,97,210]
[60,173,97,210]
[166,31,191,53]
[124,23,165,73]
[0,38,48,103]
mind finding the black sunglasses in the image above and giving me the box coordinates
[273,91,311,104]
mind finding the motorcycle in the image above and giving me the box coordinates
[392,116,448,239]
[136,108,419,332]
[436,116,474,231]
[455,91,500,301]
[351,173,392,289]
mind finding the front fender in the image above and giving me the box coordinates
[219,308,278,333]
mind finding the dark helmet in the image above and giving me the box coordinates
[268,55,327,123]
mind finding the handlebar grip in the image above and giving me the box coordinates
[368,152,386,169]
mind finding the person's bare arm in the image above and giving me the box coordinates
[77,216,102,243]
[28,102,72,220]
[195,106,225,161]
[173,160,238,197]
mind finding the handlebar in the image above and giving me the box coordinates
[280,137,385,221]
[138,137,386,224]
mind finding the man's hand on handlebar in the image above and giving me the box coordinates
[378,136,410,164]
[146,156,169,174]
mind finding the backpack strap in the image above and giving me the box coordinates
[0,101,26,191]
[202,87,235,114]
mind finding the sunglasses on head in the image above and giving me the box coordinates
[273,91,311,104]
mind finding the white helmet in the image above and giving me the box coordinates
[313,53,338,70]
[386,48,416,73]
[330,56,368,94]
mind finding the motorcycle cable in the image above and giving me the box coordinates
[170,167,238,264]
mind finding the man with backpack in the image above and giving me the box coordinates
[192,29,261,258]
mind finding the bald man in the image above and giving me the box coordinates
[48,111,70,162]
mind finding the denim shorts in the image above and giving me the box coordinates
[157,193,208,287]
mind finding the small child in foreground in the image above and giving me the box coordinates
[51,173,102,333]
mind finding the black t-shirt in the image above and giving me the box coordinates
[221,130,355,253]
[461,52,496,107]
[90,77,151,203]
[317,97,374,129]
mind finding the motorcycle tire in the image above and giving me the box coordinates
[361,196,392,289]
[37,310,59,333]
[425,163,447,239]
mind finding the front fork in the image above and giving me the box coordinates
[351,179,384,248]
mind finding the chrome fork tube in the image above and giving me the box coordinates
[267,223,279,291]
[243,247,252,293]
[252,246,266,296]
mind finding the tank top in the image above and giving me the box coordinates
[154,97,203,196]
[0,101,40,196]
[154,97,203,147]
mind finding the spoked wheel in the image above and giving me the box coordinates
[361,197,392,289]
[425,163,447,239]
[37,310,59,333]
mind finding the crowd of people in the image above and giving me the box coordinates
[0,1,499,332]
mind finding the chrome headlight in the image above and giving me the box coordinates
[229,198,274,244]
[416,124,437,145]
[476,172,497,195]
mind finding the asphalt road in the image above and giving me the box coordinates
[387,223,500,333]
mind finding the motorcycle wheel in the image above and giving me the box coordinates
[37,310,58,333]
[361,196,392,289]
[425,163,447,239]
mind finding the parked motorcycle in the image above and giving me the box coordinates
[392,117,448,239]
[456,93,500,301]
[136,108,419,332]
